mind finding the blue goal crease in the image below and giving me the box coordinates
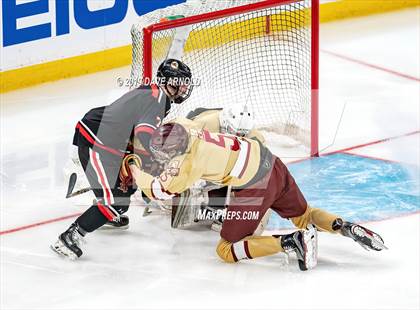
[267,153,420,230]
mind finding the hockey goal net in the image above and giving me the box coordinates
[130,0,319,158]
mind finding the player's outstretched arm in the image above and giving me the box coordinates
[129,164,157,200]
[130,154,200,201]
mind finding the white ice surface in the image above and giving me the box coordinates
[347,133,420,166]
[321,9,420,78]
[1,211,419,310]
[1,8,420,310]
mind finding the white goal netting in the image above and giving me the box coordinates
[130,0,316,158]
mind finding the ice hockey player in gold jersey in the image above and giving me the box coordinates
[184,104,269,232]
[127,119,387,271]
[186,104,265,143]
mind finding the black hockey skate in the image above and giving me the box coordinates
[101,214,129,230]
[281,225,318,271]
[335,219,387,251]
[51,223,86,260]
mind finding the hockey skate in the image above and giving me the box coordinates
[337,219,387,251]
[281,225,318,271]
[100,214,129,230]
[51,223,86,260]
[210,209,224,232]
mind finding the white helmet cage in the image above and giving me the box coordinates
[219,104,255,137]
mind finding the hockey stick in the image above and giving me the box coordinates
[66,187,92,198]
[65,173,77,198]
[66,173,92,198]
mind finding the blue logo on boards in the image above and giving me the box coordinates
[2,0,186,47]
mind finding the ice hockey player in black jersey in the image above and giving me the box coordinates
[51,59,193,260]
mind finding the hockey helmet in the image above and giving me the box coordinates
[157,59,193,104]
[150,123,189,163]
[219,104,255,137]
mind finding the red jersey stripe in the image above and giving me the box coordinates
[76,123,125,156]
[151,83,160,98]
[97,201,114,221]
[91,150,113,206]
[134,125,155,135]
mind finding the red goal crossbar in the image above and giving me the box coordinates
[142,0,319,156]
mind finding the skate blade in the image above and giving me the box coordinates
[98,225,129,231]
[369,234,388,251]
[303,225,318,270]
[354,226,388,251]
[50,240,78,260]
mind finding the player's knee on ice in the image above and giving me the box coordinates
[290,205,311,229]
[216,239,238,263]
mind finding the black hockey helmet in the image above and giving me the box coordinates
[157,59,193,104]
[150,123,189,163]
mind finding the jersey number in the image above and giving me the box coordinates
[202,130,240,151]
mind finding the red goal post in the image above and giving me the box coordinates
[131,0,319,157]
